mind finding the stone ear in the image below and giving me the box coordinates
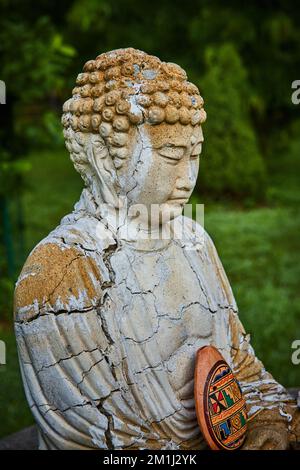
[89,135,109,159]
[86,135,120,207]
[86,135,109,169]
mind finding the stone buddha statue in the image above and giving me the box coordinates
[14,48,299,450]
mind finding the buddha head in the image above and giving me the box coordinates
[62,48,206,226]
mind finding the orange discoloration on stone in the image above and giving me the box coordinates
[14,242,102,322]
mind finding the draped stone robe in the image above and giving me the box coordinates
[14,191,291,450]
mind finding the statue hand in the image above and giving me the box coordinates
[242,425,288,450]
[242,408,290,450]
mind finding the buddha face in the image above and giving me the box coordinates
[63,49,207,230]
[116,122,203,225]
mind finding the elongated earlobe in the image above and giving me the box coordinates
[86,136,121,208]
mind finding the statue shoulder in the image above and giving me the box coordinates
[14,235,107,323]
[179,215,215,251]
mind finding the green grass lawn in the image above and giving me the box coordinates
[0,146,299,438]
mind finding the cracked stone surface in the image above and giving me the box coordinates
[14,48,299,450]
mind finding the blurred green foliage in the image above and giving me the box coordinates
[198,43,266,201]
[0,0,299,220]
[1,0,300,199]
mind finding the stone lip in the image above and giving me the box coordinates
[0,389,299,450]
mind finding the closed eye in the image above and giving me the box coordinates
[158,145,185,164]
[191,142,202,157]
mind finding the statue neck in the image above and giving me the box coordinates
[75,188,176,251]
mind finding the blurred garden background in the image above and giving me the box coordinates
[0,0,300,438]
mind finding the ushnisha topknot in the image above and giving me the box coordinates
[62,48,207,171]
[62,48,206,134]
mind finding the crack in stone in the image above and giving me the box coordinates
[36,347,99,373]
[15,302,100,324]
[36,399,99,417]
[77,357,105,386]
[44,254,86,305]
[181,249,217,313]
[151,406,183,424]
[97,400,114,449]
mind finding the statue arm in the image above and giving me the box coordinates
[14,240,115,449]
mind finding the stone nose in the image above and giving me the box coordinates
[175,166,195,192]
